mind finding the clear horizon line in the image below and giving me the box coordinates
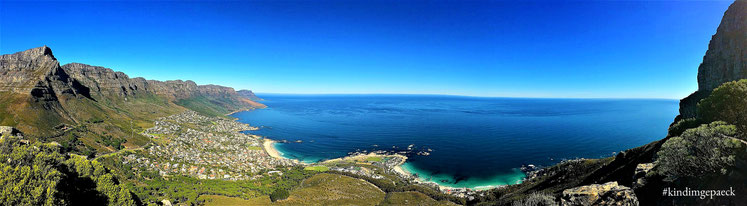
[251,92,680,100]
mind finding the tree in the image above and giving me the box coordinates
[697,79,747,136]
[655,121,743,181]
[269,188,290,202]
[0,137,137,205]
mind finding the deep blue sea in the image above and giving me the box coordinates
[232,94,678,189]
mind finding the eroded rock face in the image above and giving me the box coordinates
[680,1,747,118]
[0,46,90,100]
[198,84,239,97]
[62,63,251,102]
[632,163,654,189]
[62,63,145,97]
[561,181,639,206]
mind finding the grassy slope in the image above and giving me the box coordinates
[202,173,387,206]
[176,95,254,117]
[279,173,386,205]
[380,191,459,206]
[199,195,273,206]
[0,88,188,155]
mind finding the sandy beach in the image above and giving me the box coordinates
[262,139,283,159]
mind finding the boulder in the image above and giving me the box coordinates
[561,181,639,206]
[632,163,654,189]
[0,126,22,137]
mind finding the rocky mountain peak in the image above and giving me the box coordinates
[679,1,747,118]
[13,45,56,60]
[0,46,87,98]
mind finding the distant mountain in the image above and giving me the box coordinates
[0,46,264,153]
[237,89,264,101]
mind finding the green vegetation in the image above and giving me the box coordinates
[668,118,702,137]
[119,166,316,205]
[0,136,136,205]
[366,156,384,162]
[698,79,747,135]
[278,173,385,205]
[247,146,263,150]
[176,95,242,117]
[269,188,290,202]
[509,192,556,206]
[380,191,458,206]
[198,195,272,206]
[304,165,330,172]
[655,121,744,181]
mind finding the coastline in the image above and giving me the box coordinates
[234,107,510,192]
[395,162,513,192]
[262,139,283,159]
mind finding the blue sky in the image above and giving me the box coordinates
[0,0,734,98]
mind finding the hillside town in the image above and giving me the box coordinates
[123,111,295,181]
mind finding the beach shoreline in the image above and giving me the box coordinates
[394,162,511,192]
[244,111,507,192]
[262,139,283,159]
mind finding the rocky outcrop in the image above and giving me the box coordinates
[0,46,91,101]
[0,126,22,137]
[238,89,263,101]
[561,182,639,206]
[679,1,747,119]
[632,163,653,189]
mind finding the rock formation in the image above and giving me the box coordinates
[0,46,91,100]
[679,1,747,119]
[62,63,260,103]
[632,163,653,189]
[561,181,639,206]
[0,126,22,137]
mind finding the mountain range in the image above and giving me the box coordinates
[0,1,745,205]
[0,46,264,153]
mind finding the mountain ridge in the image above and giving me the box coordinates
[0,46,264,153]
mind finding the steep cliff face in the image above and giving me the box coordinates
[0,46,94,135]
[679,1,747,118]
[62,63,144,98]
[0,46,90,100]
[61,63,265,110]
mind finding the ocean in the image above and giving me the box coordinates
[232,94,679,189]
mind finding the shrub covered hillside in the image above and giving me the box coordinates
[0,136,136,205]
[698,79,747,136]
[634,80,747,205]
[656,121,743,181]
